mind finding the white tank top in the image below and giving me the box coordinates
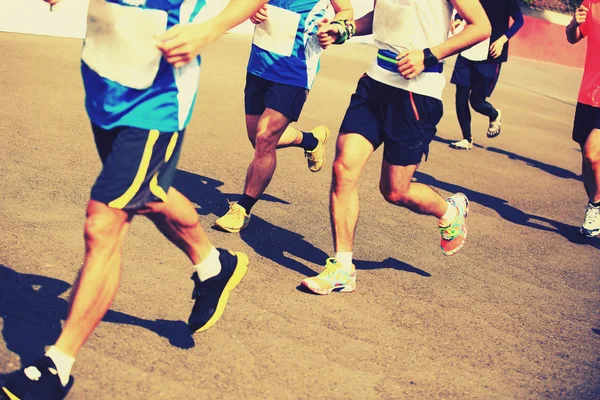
[367,0,454,100]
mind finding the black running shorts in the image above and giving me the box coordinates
[244,72,308,122]
[339,74,443,166]
[451,55,502,98]
[90,125,184,211]
[573,102,600,145]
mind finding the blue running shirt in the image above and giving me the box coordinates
[247,0,330,90]
[81,0,207,132]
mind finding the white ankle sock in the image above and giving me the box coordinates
[439,203,458,227]
[334,252,353,272]
[194,247,222,281]
[45,346,75,387]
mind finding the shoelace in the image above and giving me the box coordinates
[190,273,205,301]
[227,202,245,218]
[584,204,600,225]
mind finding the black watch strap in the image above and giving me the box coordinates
[423,48,439,68]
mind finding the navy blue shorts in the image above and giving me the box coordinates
[339,74,443,166]
[573,102,600,145]
[244,72,308,122]
[451,55,502,98]
[90,125,184,211]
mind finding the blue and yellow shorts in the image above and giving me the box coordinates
[90,124,184,211]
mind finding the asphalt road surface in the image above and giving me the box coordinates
[0,32,598,399]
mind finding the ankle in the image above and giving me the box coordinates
[334,252,354,272]
[439,203,458,227]
[45,346,75,387]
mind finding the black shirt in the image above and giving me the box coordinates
[457,0,524,64]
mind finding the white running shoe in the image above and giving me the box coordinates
[579,203,600,237]
[450,139,473,150]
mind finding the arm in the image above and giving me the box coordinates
[489,0,524,59]
[156,0,268,67]
[505,0,524,39]
[331,0,354,22]
[566,4,589,44]
[397,0,490,79]
[354,10,374,37]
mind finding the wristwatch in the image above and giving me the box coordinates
[423,48,439,68]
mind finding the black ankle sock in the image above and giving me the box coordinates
[299,131,319,151]
[592,201,600,207]
[238,194,258,214]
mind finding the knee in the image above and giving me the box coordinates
[469,96,482,111]
[254,128,279,154]
[380,184,410,206]
[584,145,600,169]
[332,157,360,192]
[84,209,123,246]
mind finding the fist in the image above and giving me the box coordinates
[250,5,268,24]
[575,5,588,25]
[396,49,425,80]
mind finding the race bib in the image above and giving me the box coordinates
[252,5,301,57]
[451,19,490,61]
[373,0,417,51]
[81,0,168,90]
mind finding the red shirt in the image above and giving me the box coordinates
[579,0,600,107]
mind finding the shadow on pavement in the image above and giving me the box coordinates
[355,258,431,277]
[173,170,328,277]
[0,264,194,366]
[433,136,581,181]
[414,171,600,250]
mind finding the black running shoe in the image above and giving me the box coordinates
[188,249,249,333]
[0,357,70,400]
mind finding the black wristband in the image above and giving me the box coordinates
[423,48,439,68]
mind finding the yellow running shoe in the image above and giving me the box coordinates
[215,202,250,233]
[305,125,331,172]
[301,258,356,295]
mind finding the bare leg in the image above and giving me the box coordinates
[330,133,374,252]
[582,129,600,203]
[246,114,304,150]
[141,187,213,265]
[243,108,292,199]
[54,200,132,358]
[379,159,448,218]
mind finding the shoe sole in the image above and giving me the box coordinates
[450,143,472,150]
[2,387,21,400]
[442,194,470,256]
[308,126,331,173]
[300,280,356,295]
[193,252,249,333]
[579,228,600,238]
[214,219,250,234]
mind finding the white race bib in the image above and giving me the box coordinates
[450,19,490,61]
[81,0,168,90]
[252,5,301,57]
[373,0,417,51]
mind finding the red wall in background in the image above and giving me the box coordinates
[510,15,587,68]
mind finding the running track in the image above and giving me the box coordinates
[0,32,598,399]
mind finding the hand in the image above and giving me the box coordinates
[396,49,425,79]
[156,22,221,68]
[489,35,508,59]
[250,5,268,24]
[574,5,588,25]
[450,19,463,34]
[316,18,340,49]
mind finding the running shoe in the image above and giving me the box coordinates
[305,125,331,172]
[450,139,473,150]
[215,202,251,233]
[1,357,70,400]
[439,193,469,256]
[301,258,356,295]
[487,109,502,138]
[579,202,600,237]
[188,249,249,333]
